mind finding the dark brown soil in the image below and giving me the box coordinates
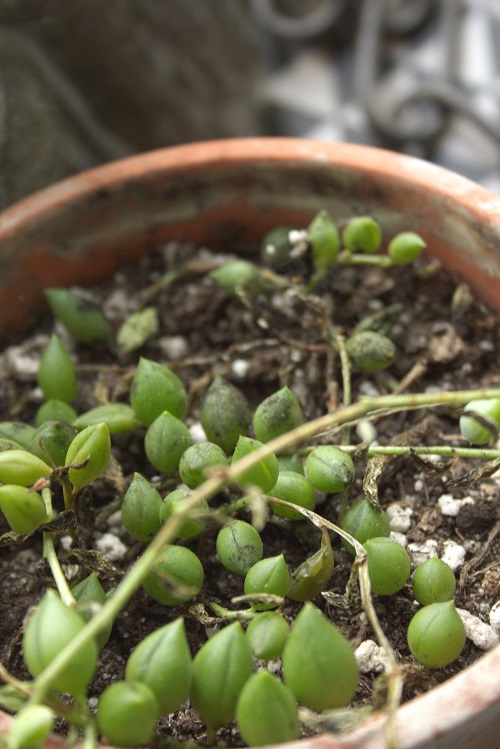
[0,238,499,747]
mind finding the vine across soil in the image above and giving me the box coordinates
[0,230,499,746]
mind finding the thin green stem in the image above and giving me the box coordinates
[207,602,257,621]
[340,445,500,459]
[42,533,76,608]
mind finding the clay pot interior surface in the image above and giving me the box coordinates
[0,138,499,749]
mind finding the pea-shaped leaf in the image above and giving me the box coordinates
[45,288,112,345]
[342,216,382,254]
[387,231,426,264]
[459,398,500,445]
[179,442,228,488]
[125,618,192,715]
[37,333,78,403]
[65,422,111,493]
[130,357,188,426]
[245,612,290,660]
[306,446,354,494]
[0,421,36,452]
[35,400,77,428]
[22,589,98,695]
[73,403,141,434]
[216,519,263,575]
[142,545,204,606]
[200,376,251,454]
[7,705,55,749]
[0,449,52,486]
[97,681,160,747]
[121,473,163,543]
[270,470,316,520]
[407,601,466,668]
[159,488,208,539]
[308,210,340,269]
[253,387,304,444]
[116,307,159,356]
[210,259,261,297]
[277,453,304,475]
[244,554,290,610]
[260,226,299,269]
[341,498,390,555]
[282,603,359,710]
[144,411,192,474]
[363,537,411,596]
[236,670,300,746]
[191,622,254,730]
[232,436,279,493]
[72,572,112,649]
[0,485,48,534]
[412,558,456,606]
[31,420,78,466]
[345,332,396,373]
[287,532,334,602]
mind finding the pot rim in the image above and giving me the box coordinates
[0,137,499,749]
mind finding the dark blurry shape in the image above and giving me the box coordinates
[251,0,345,40]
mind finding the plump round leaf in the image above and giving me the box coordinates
[253,387,304,444]
[37,334,78,403]
[8,705,55,749]
[308,210,340,269]
[22,589,98,695]
[97,681,160,747]
[277,452,304,475]
[236,670,300,746]
[0,485,48,535]
[407,601,466,668]
[345,331,396,373]
[66,422,111,493]
[191,622,254,730]
[363,537,411,595]
[159,488,208,539]
[179,442,228,488]
[245,612,290,660]
[387,231,426,264]
[232,436,279,493]
[31,420,78,466]
[342,215,382,254]
[121,473,163,543]
[0,449,52,486]
[142,545,204,606]
[244,554,290,609]
[144,411,193,474]
[73,403,141,434]
[35,400,77,428]
[282,602,359,710]
[125,618,192,715]
[306,446,354,494]
[71,572,112,650]
[260,226,298,269]
[45,288,112,344]
[269,470,316,520]
[341,498,391,555]
[130,357,188,425]
[200,377,251,454]
[459,398,500,445]
[412,557,456,606]
[216,520,263,575]
[0,421,36,451]
[210,260,261,296]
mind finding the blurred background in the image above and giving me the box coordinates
[1,0,499,209]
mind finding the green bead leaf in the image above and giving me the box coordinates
[287,531,334,602]
[236,670,300,746]
[191,622,254,730]
[97,681,160,747]
[159,488,208,539]
[121,473,163,543]
[142,545,204,606]
[342,216,382,254]
[37,334,78,403]
[260,226,298,269]
[45,287,112,345]
[341,498,391,555]
[282,602,359,710]
[232,436,279,493]
[35,400,78,428]
[0,422,37,452]
[31,419,78,466]
[7,705,55,749]
[125,618,192,715]
[387,231,426,264]
[116,307,159,356]
[253,386,304,444]
[216,519,263,576]
[363,537,411,595]
[412,558,456,606]
[144,411,192,474]
[345,332,396,373]
[200,376,251,454]
[178,442,227,488]
[130,357,188,425]
[245,612,290,660]
[0,485,48,534]
[73,403,141,434]
[306,445,355,494]
[210,259,261,297]
[0,449,52,486]
[72,572,112,650]
[22,589,98,695]
[270,470,316,520]
[244,554,290,610]
[65,422,111,493]
[459,398,500,445]
[407,601,466,668]
[308,210,340,269]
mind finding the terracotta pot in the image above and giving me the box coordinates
[0,138,499,749]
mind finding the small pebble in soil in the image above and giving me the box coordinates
[437,494,474,517]
[456,609,499,650]
[386,504,412,533]
[489,602,500,635]
[189,422,208,444]
[94,533,128,561]
[390,531,408,547]
[441,540,466,572]
[407,539,438,568]
[355,639,386,673]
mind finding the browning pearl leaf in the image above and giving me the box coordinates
[199,376,251,454]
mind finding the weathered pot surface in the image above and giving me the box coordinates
[0,138,499,749]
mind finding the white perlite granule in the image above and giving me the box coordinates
[457,608,499,650]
